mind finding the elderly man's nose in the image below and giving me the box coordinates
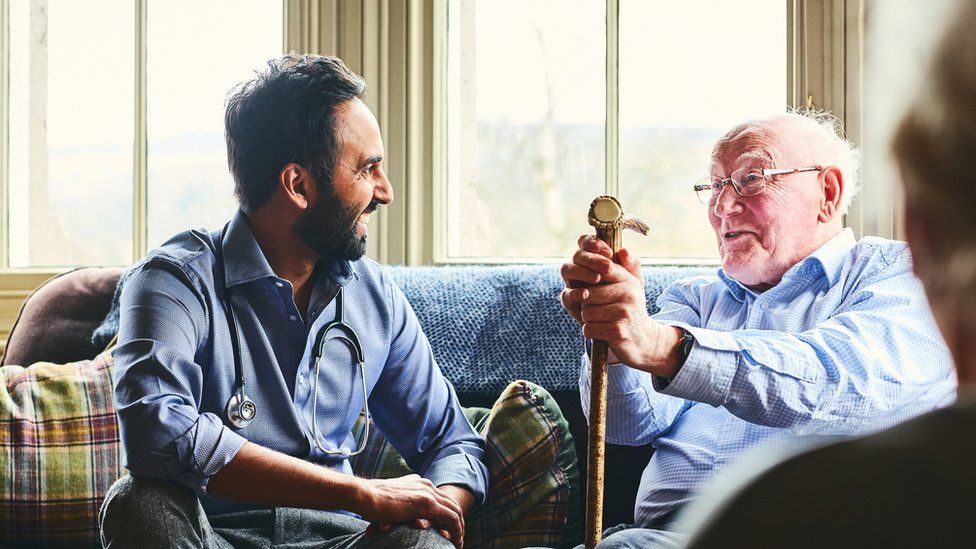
[712,183,740,216]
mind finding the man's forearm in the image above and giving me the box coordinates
[208,442,468,545]
[207,441,367,513]
[438,484,476,516]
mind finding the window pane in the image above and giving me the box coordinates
[618,0,787,260]
[446,0,605,259]
[146,0,282,248]
[8,0,135,267]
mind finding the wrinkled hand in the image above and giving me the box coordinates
[560,235,682,377]
[357,474,465,547]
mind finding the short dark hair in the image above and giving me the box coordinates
[224,54,367,213]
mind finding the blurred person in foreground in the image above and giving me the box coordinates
[675,2,976,546]
[560,107,957,547]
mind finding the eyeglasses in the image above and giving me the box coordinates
[693,166,823,205]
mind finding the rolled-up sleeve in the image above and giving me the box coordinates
[367,281,489,503]
[114,263,247,493]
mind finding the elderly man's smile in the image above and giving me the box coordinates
[723,230,756,242]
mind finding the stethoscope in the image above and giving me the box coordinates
[215,224,371,457]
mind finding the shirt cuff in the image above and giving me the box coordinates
[425,452,489,504]
[655,326,739,406]
[173,412,249,494]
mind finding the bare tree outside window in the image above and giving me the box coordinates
[446,0,787,262]
[447,0,605,260]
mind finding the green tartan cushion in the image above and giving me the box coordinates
[0,350,122,548]
[351,380,582,549]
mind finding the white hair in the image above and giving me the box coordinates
[786,107,862,215]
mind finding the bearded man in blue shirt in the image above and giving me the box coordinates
[559,111,956,548]
[99,55,485,548]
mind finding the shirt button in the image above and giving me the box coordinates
[289,314,298,321]
[761,302,769,310]
[275,281,284,288]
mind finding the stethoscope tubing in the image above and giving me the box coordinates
[216,223,371,456]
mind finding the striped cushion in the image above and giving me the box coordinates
[0,350,122,548]
[352,380,582,549]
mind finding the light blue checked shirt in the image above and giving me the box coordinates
[114,211,487,515]
[580,229,956,527]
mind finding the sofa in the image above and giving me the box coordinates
[1,263,711,547]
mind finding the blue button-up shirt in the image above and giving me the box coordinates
[114,212,488,515]
[580,229,956,527]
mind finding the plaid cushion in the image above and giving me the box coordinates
[352,380,582,549]
[0,353,577,548]
[0,350,122,548]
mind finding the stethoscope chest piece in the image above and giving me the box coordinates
[226,390,257,429]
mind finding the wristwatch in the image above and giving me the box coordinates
[676,327,695,368]
[655,327,695,391]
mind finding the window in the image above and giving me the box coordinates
[1,0,283,268]
[6,0,134,267]
[444,0,788,262]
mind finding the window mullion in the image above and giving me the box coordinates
[0,0,9,268]
[605,0,619,197]
[132,0,147,262]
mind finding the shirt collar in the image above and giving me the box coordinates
[800,227,857,287]
[718,228,857,300]
[220,210,276,288]
[717,269,749,302]
[220,210,358,288]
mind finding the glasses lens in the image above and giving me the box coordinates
[731,168,766,196]
[694,178,717,205]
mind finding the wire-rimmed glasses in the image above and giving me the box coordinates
[693,166,823,205]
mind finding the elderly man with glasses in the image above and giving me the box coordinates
[560,111,956,547]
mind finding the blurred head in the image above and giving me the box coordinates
[893,1,976,375]
[707,111,859,290]
[224,54,366,214]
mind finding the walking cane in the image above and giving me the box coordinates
[585,196,649,548]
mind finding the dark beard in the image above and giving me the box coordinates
[293,188,374,262]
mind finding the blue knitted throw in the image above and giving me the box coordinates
[92,264,714,396]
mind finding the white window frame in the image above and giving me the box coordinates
[0,0,871,355]
[429,0,868,265]
[0,0,289,354]
[0,0,289,274]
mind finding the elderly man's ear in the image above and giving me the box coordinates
[818,166,844,223]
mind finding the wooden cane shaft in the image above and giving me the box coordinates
[585,226,621,549]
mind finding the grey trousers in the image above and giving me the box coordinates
[570,523,686,549]
[99,475,454,549]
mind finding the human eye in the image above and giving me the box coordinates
[357,164,375,179]
[740,171,763,184]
